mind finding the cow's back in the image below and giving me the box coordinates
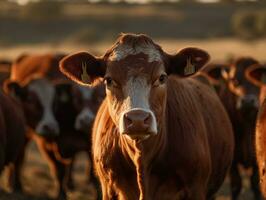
[10,54,66,85]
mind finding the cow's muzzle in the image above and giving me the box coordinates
[120,108,157,140]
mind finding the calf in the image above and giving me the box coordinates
[245,64,266,198]
[60,33,234,200]
[202,59,262,200]
[0,89,26,192]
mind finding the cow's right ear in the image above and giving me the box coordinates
[245,64,266,87]
[59,52,106,86]
[3,79,27,100]
[202,64,230,85]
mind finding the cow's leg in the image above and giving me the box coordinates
[55,161,69,200]
[6,138,28,192]
[35,139,68,200]
[251,165,262,200]
[66,159,74,190]
[230,163,242,200]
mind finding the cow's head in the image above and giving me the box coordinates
[220,57,260,112]
[201,63,231,86]
[245,64,266,104]
[60,33,209,140]
[72,84,105,132]
[4,78,60,137]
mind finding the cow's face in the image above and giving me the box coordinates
[59,33,209,140]
[4,78,59,137]
[72,84,105,132]
[246,64,266,104]
[224,58,260,111]
[104,51,166,140]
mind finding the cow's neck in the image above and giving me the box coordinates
[119,122,167,200]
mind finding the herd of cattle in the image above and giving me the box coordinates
[0,33,266,200]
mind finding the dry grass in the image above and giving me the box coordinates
[0,140,258,200]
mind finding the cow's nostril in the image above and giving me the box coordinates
[144,114,151,125]
[124,114,133,126]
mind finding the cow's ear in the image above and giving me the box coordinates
[202,64,230,85]
[245,64,266,87]
[14,53,28,64]
[59,52,106,86]
[166,47,210,77]
[3,79,27,100]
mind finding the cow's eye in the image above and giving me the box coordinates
[104,77,119,88]
[153,74,167,87]
[104,77,113,87]
[159,74,167,84]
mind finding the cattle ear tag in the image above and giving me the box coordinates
[81,62,91,84]
[184,57,195,75]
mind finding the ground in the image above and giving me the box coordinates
[0,140,258,200]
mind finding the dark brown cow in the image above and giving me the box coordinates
[202,59,262,200]
[245,64,266,198]
[60,33,234,200]
[0,59,11,85]
[3,54,102,200]
[0,89,26,192]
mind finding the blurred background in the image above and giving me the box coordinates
[0,0,266,61]
[0,0,266,199]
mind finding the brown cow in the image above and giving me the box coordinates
[245,63,266,198]
[3,53,102,200]
[202,59,262,200]
[60,33,234,200]
[0,89,26,192]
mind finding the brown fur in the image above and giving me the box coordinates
[245,64,266,198]
[0,89,26,192]
[92,76,233,200]
[10,53,67,86]
[60,34,233,200]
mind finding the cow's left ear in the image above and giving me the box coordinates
[59,52,106,86]
[245,64,266,87]
[166,47,210,77]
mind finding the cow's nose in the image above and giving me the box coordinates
[79,117,92,128]
[241,95,258,108]
[123,109,152,135]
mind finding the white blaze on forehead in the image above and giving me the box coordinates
[75,85,95,130]
[119,77,157,135]
[75,108,95,130]
[109,43,162,63]
[28,79,59,135]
